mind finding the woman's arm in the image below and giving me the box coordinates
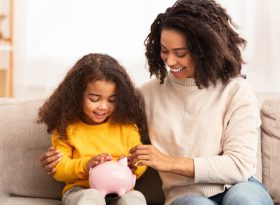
[40,146,62,176]
[126,125,148,179]
[130,144,194,178]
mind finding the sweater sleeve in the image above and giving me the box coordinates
[51,134,90,183]
[194,83,260,184]
[127,125,147,179]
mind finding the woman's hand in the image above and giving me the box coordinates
[130,145,194,177]
[129,144,174,172]
[116,155,137,174]
[40,146,62,176]
[127,156,137,174]
[86,153,112,171]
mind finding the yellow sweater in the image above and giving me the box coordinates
[51,119,146,194]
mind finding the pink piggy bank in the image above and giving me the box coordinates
[89,157,136,196]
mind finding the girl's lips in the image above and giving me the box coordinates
[94,112,107,119]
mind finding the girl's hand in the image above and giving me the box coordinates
[86,153,112,171]
[129,144,173,172]
[40,146,62,176]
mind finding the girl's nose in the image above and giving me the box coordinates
[98,101,108,110]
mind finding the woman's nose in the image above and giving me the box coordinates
[165,54,177,67]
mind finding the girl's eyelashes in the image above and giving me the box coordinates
[88,97,116,103]
[89,98,99,102]
[108,96,116,103]
[89,98,98,102]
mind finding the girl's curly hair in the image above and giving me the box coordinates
[37,53,149,144]
[145,0,246,88]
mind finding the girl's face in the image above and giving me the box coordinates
[160,29,195,79]
[81,79,116,125]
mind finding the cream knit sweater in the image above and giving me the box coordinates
[140,73,260,205]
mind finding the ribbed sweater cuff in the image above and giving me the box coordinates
[194,157,209,182]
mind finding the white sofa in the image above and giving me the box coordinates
[0,94,279,205]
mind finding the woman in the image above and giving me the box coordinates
[41,0,274,204]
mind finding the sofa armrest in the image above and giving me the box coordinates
[261,97,280,205]
[0,98,64,200]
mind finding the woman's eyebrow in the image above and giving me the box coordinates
[160,43,188,51]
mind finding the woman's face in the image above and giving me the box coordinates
[81,79,116,125]
[160,29,195,79]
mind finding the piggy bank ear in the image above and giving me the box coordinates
[118,157,128,166]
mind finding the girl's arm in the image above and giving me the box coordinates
[51,135,91,182]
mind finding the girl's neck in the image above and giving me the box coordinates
[80,114,110,125]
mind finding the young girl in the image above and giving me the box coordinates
[37,53,148,205]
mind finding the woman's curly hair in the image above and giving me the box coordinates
[145,0,246,88]
[37,53,149,144]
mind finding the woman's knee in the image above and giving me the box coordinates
[171,195,216,205]
[222,180,273,205]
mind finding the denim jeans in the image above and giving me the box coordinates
[170,177,274,205]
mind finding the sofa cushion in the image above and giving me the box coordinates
[0,195,61,205]
[261,97,280,204]
[0,98,64,199]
